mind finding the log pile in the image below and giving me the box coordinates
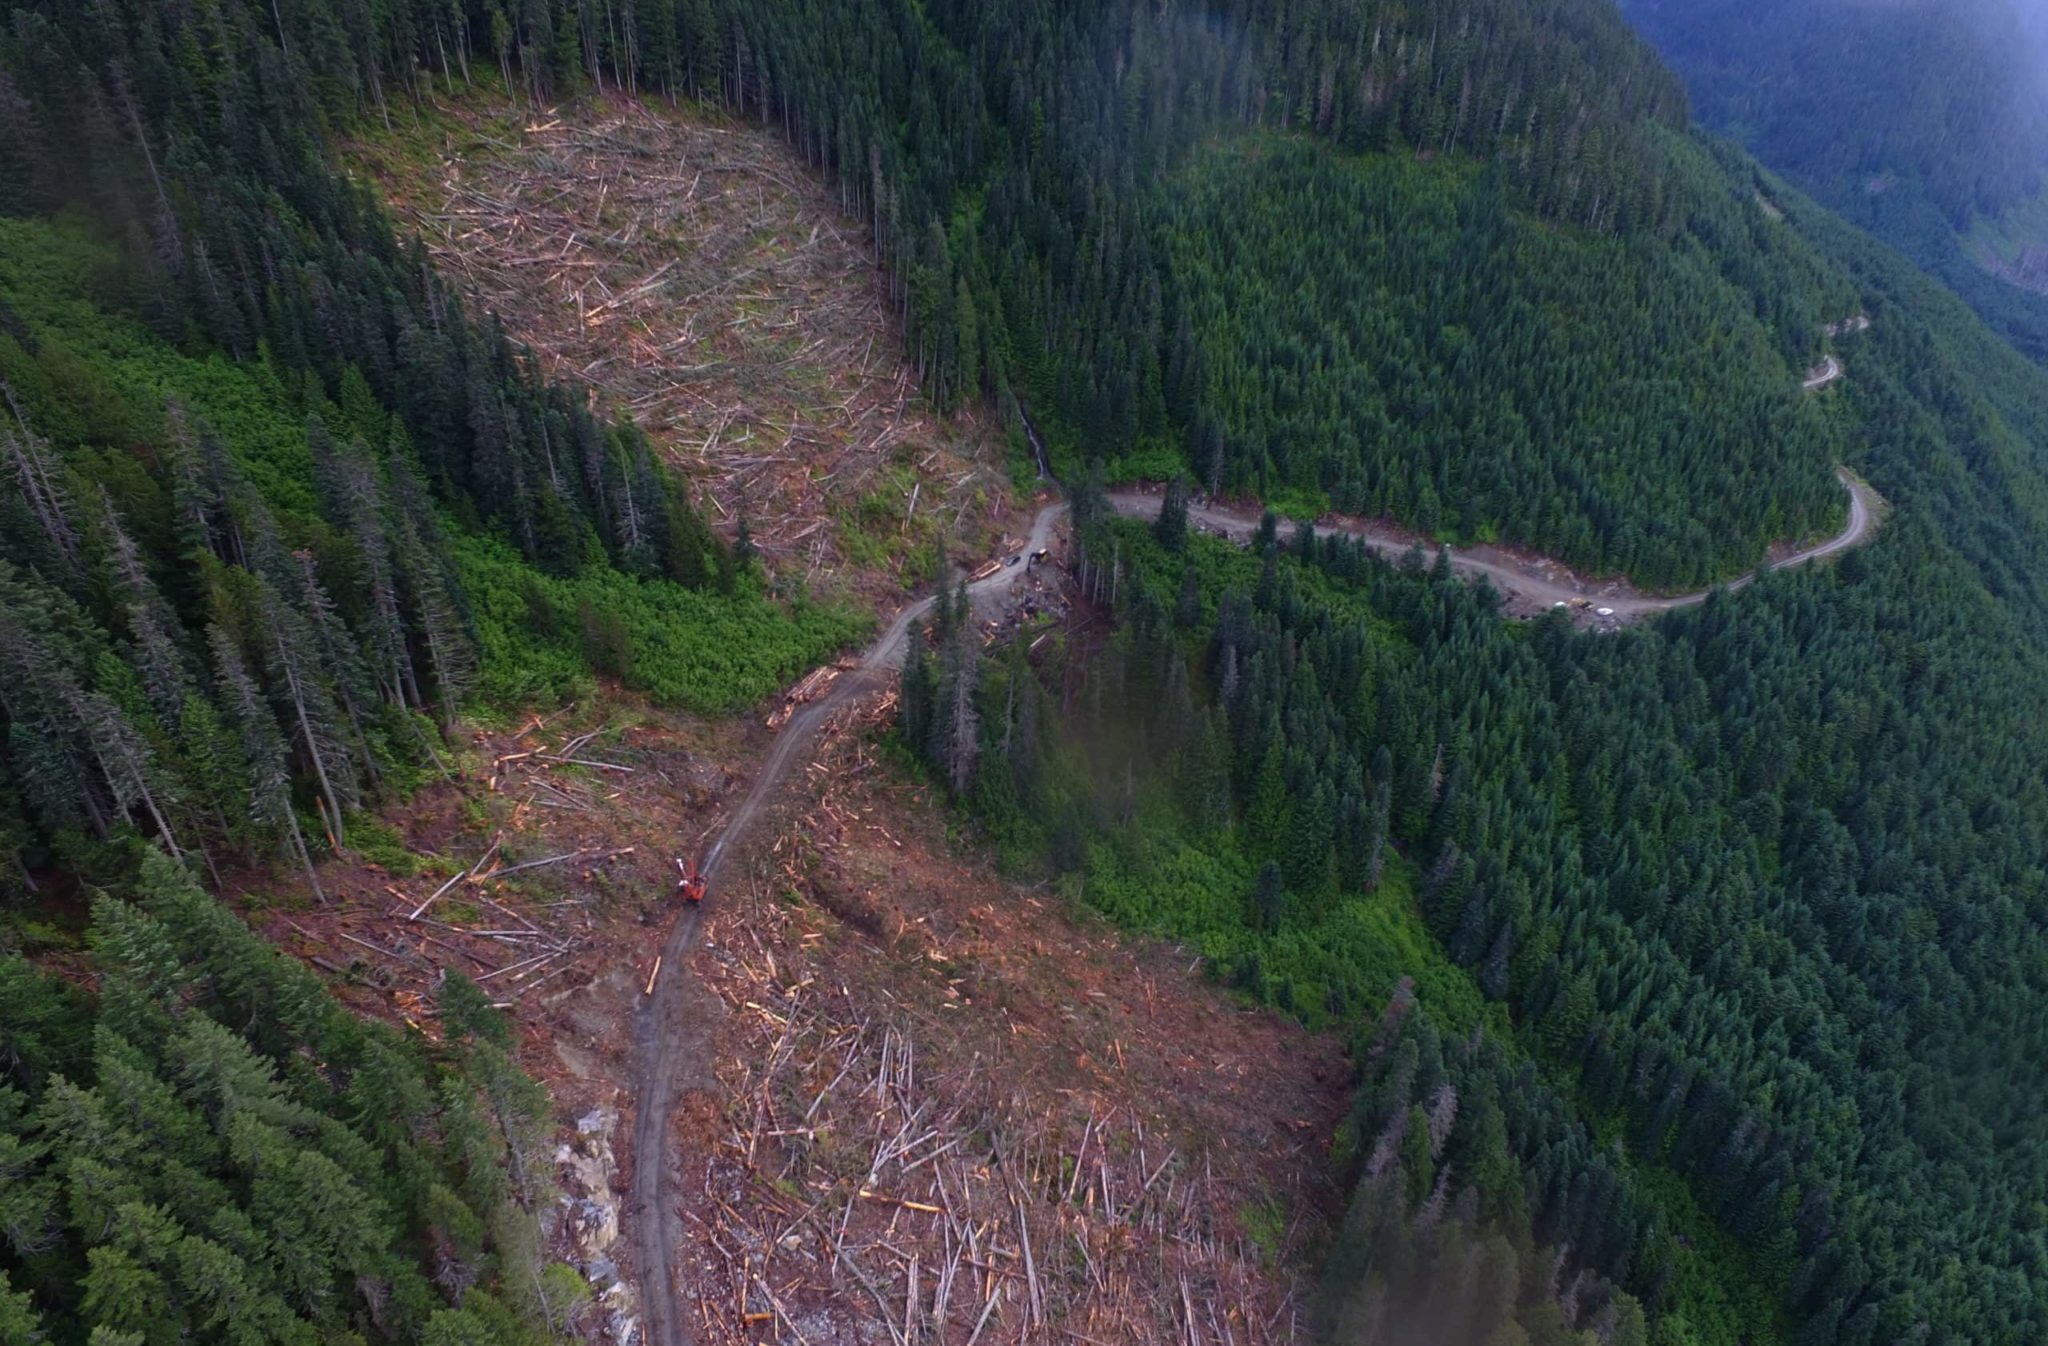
[681,871,1307,1345]
[766,665,841,730]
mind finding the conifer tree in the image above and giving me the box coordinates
[209,625,321,896]
[1154,476,1190,553]
[253,576,357,854]
[0,1269,40,1345]
[899,619,935,767]
[97,491,192,723]
[1,386,82,580]
[1244,741,1292,862]
[939,583,981,794]
[386,453,477,731]
[1363,780,1391,892]
[1252,860,1285,931]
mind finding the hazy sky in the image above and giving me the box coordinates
[2017,0,2048,51]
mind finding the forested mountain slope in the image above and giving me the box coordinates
[1,857,573,1341]
[912,172,2048,1341]
[1163,141,1846,587]
[1619,0,2048,362]
[11,1,2048,1345]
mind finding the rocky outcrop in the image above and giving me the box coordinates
[560,1105,639,1345]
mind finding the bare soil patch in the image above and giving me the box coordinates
[220,705,733,1127]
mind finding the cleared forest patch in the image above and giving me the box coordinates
[348,92,1020,603]
[222,675,1344,1341]
[674,697,1347,1344]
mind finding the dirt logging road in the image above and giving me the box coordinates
[629,502,1067,1346]
[1112,322,1875,621]
[1803,354,1845,391]
[1111,467,1881,624]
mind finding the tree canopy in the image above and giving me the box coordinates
[0,855,574,1342]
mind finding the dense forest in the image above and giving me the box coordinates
[1164,141,1844,587]
[1,855,577,1341]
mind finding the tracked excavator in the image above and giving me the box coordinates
[675,856,707,906]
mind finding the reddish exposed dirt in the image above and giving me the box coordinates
[216,706,734,1123]
[665,688,1349,1345]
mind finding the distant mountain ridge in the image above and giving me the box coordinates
[1622,0,2048,224]
[1621,0,2048,358]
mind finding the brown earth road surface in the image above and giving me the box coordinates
[628,501,1067,1346]
[1111,467,1881,622]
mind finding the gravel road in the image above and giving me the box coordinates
[1110,468,1879,622]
